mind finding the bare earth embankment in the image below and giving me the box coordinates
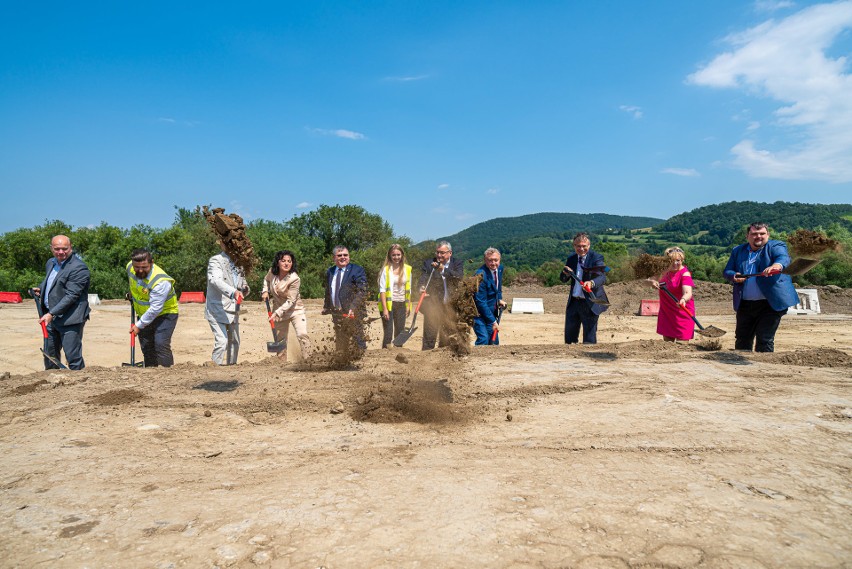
[1,282,850,568]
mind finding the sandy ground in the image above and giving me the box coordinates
[1,283,851,568]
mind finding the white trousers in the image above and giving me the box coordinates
[206,313,240,365]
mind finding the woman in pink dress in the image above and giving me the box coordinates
[647,247,695,341]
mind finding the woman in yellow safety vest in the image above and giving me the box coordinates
[378,243,412,348]
[262,250,312,362]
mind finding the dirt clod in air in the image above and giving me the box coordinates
[632,254,670,280]
[787,229,841,257]
[444,274,482,356]
[202,206,259,275]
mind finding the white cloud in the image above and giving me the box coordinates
[661,167,701,177]
[619,105,643,119]
[754,0,795,13]
[157,117,177,124]
[307,127,366,140]
[688,1,852,182]
[295,202,311,209]
[437,183,450,190]
[746,121,761,131]
[455,213,474,221]
[486,188,500,194]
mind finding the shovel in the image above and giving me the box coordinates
[264,298,286,353]
[562,268,610,306]
[490,304,505,344]
[28,288,68,369]
[659,283,726,338]
[735,257,820,278]
[123,295,144,367]
[392,267,436,347]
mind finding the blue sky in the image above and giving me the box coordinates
[1,1,850,242]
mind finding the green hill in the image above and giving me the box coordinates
[428,212,664,267]
[653,201,852,246]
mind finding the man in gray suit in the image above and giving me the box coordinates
[205,247,250,365]
[34,235,91,370]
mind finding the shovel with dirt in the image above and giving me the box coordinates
[735,257,820,278]
[659,283,726,338]
[393,267,436,347]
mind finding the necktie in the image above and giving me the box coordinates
[334,268,343,309]
[573,257,585,297]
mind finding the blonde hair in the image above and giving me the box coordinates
[664,246,685,262]
[382,244,407,286]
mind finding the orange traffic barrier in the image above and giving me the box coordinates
[179,291,206,303]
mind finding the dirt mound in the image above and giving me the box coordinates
[753,348,852,368]
[88,388,145,405]
[202,206,258,275]
[787,229,841,257]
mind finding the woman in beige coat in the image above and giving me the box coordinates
[261,250,312,361]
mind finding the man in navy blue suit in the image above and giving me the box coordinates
[559,232,608,344]
[34,235,91,370]
[473,247,507,345]
[724,223,799,352]
[322,246,368,352]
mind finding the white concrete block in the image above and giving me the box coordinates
[510,298,545,314]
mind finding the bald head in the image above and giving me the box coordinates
[51,235,73,263]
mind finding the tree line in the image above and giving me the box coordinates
[2,204,850,300]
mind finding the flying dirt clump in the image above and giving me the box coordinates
[202,206,259,275]
[444,274,482,356]
[787,229,841,257]
[632,254,670,280]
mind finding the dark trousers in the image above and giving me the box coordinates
[332,313,367,352]
[45,322,85,370]
[421,300,452,350]
[565,298,599,344]
[138,313,178,367]
[735,299,786,352]
[381,301,408,348]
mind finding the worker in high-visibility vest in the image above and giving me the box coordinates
[127,248,179,367]
[378,244,412,348]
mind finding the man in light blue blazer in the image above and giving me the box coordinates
[473,247,507,345]
[723,222,799,352]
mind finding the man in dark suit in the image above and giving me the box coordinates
[473,247,507,345]
[34,235,91,369]
[322,246,368,351]
[723,222,799,352]
[559,232,608,344]
[420,240,464,350]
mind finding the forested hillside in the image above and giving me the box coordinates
[434,212,664,259]
[654,201,852,246]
